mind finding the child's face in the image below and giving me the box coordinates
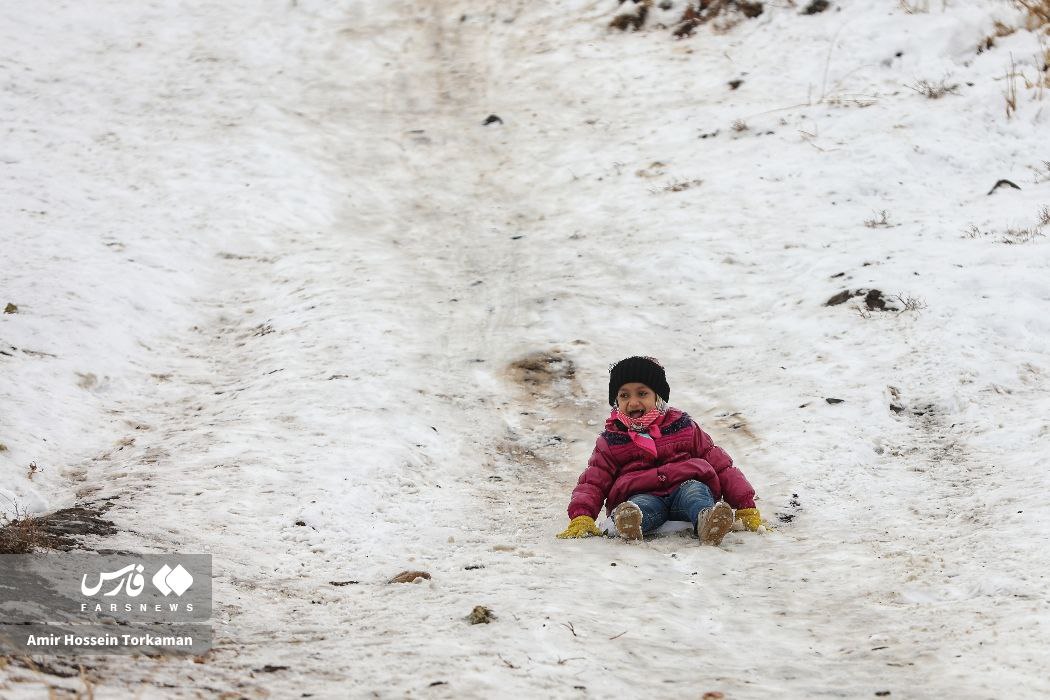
[616,382,658,418]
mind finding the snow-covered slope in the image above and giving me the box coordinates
[2,0,1049,697]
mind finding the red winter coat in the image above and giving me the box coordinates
[567,408,756,520]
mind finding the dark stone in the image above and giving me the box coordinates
[987,179,1020,195]
[825,290,854,306]
[864,289,888,310]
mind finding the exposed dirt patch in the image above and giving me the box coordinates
[0,502,117,553]
[506,350,577,392]
[713,411,757,441]
[495,439,545,466]
[824,288,902,311]
[388,570,431,584]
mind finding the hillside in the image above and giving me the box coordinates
[2,1,1049,697]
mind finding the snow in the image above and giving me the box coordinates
[2,0,1050,697]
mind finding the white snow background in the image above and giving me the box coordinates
[2,0,1050,697]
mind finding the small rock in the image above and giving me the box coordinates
[824,290,855,306]
[388,570,431,584]
[3,303,17,314]
[825,398,844,404]
[987,179,1020,195]
[483,114,503,126]
[864,289,888,311]
[466,605,495,624]
[801,0,830,14]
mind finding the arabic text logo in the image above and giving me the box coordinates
[80,563,194,598]
[81,564,146,597]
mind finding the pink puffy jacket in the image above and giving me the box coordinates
[567,408,756,520]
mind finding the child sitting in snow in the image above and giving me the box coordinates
[557,356,763,545]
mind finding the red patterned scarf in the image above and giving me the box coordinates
[611,407,663,457]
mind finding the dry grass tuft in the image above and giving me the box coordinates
[864,210,892,228]
[907,78,960,99]
[965,215,1047,244]
[0,503,117,554]
[1014,1,1050,29]
[0,506,51,554]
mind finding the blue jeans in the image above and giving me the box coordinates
[628,479,715,534]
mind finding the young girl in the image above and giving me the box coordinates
[556,356,763,545]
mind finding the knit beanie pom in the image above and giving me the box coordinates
[608,356,670,406]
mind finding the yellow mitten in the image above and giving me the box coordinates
[557,515,601,539]
[735,508,764,532]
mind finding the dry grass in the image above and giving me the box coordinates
[892,294,928,312]
[864,210,892,228]
[1014,1,1050,29]
[1004,56,1020,119]
[0,505,51,554]
[965,219,1046,244]
[0,503,117,554]
[907,78,960,99]
[1002,227,1045,243]
[898,0,930,14]
[654,178,704,193]
[1034,160,1050,184]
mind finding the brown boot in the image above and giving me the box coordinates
[697,501,734,546]
[611,501,643,541]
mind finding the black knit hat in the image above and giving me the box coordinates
[608,356,669,406]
